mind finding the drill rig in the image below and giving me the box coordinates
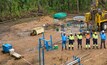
[85,0,107,31]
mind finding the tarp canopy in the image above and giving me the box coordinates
[53,12,67,19]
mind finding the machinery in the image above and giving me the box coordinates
[85,0,107,31]
[67,56,82,65]
[38,33,53,51]
[2,43,23,59]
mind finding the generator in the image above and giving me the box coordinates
[2,43,23,59]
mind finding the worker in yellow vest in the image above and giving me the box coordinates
[92,32,98,49]
[77,32,83,49]
[68,33,75,50]
[85,31,91,49]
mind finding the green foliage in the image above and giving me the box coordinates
[0,0,107,21]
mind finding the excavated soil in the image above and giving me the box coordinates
[0,16,107,65]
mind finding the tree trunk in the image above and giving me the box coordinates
[37,0,43,16]
[77,0,79,13]
[67,0,70,10]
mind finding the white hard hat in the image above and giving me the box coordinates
[102,30,104,33]
[94,32,97,34]
[70,33,72,34]
[78,32,81,34]
[87,31,89,33]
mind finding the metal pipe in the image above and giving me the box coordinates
[42,33,45,47]
[42,32,45,39]
[42,47,45,65]
[67,58,80,65]
[39,38,46,41]
[50,35,53,50]
[45,41,49,51]
[39,38,41,65]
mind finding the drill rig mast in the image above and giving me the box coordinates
[85,0,107,31]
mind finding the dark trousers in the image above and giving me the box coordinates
[78,39,82,45]
[69,40,74,45]
[62,41,67,50]
[93,39,98,49]
[78,39,82,49]
[86,39,90,45]
[93,39,98,45]
[100,39,106,48]
[69,40,74,50]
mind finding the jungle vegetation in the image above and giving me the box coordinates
[0,0,107,21]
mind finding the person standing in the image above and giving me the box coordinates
[68,33,75,50]
[61,32,67,50]
[85,31,91,49]
[77,32,83,49]
[100,30,106,49]
[92,32,98,49]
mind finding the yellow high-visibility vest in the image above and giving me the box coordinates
[93,34,98,39]
[77,35,82,39]
[69,36,74,40]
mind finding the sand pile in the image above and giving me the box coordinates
[10,16,53,32]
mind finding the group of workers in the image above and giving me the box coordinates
[61,30,106,50]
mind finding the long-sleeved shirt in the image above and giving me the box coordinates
[61,34,67,41]
[100,33,106,40]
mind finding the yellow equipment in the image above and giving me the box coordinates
[85,0,107,31]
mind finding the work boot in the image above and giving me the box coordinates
[65,46,67,50]
[78,46,79,49]
[72,47,74,50]
[68,47,70,50]
[89,47,91,49]
[86,45,88,50]
[93,46,95,49]
[81,46,82,49]
[88,45,91,49]
[96,46,99,49]
[62,47,63,51]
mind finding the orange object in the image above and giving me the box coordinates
[86,34,90,39]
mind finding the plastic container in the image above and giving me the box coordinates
[2,44,12,53]
[53,12,67,19]
[53,45,58,50]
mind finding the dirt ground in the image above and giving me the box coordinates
[0,16,107,65]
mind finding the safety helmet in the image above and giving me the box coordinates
[102,30,104,33]
[78,32,81,34]
[87,31,89,33]
[94,32,97,34]
[70,33,72,35]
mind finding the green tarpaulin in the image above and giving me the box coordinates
[53,12,67,19]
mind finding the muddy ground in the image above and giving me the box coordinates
[0,16,107,65]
